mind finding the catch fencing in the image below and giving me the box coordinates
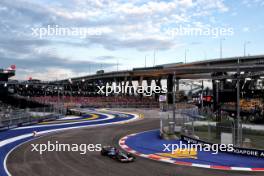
[0,106,66,129]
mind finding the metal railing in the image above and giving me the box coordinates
[0,106,66,129]
[160,105,199,136]
[159,105,264,150]
[182,118,264,149]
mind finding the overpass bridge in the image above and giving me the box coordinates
[1,55,264,105]
[47,55,264,104]
[56,55,264,83]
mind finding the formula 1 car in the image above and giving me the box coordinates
[101,146,135,162]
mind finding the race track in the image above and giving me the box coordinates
[7,111,263,176]
[1,109,139,176]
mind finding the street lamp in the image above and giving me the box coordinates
[220,38,225,59]
[116,58,119,71]
[68,78,73,104]
[185,49,189,64]
[172,72,176,131]
[145,55,148,68]
[236,57,242,146]
[203,50,207,60]
[244,41,251,57]
[201,80,204,114]
[89,64,91,75]
[153,49,156,66]
[226,79,232,83]
[245,77,252,81]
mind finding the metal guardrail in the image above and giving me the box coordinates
[182,118,264,149]
[80,103,159,109]
[160,106,199,136]
[0,106,66,129]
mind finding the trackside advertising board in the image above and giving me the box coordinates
[181,135,264,158]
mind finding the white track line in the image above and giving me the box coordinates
[4,111,140,176]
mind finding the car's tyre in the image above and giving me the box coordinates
[101,150,107,156]
[116,155,122,162]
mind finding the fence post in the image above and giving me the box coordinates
[192,118,194,135]
[208,121,211,140]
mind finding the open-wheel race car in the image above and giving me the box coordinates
[101,146,135,162]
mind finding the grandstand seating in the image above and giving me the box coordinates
[31,96,159,108]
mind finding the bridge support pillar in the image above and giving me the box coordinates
[128,77,133,96]
[121,77,127,96]
[138,76,144,98]
[146,79,152,96]
[167,74,173,104]
[155,78,162,100]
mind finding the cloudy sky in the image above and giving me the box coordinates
[0,0,263,80]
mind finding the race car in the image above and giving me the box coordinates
[101,146,135,162]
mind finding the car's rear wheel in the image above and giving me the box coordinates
[101,150,107,156]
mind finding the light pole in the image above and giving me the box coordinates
[116,58,119,71]
[261,76,264,105]
[89,64,91,75]
[145,55,148,68]
[184,49,189,64]
[215,80,220,119]
[236,58,242,146]
[201,80,204,114]
[153,49,156,66]
[68,78,73,105]
[220,38,225,59]
[82,79,85,97]
[173,72,176,131]
[57,85,60,111]
[203,50,207,60]
[244,41,251,57]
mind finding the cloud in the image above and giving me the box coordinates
[86,34,175,51]
[0,37,50,56]
[243,0,264,7]
[2,55,116,80]
[0,0,232,80]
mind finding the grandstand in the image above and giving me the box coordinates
[31,96,159,108]
[1,55,264,119]
[0,68,15,81]
[0,67,15,96]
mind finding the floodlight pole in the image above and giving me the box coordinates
[57,84,60,113]
[216,80,219,119]
[44,86,47,113]
[153,50,156,66]
[116,59,119,71]
[184,49,188,64]
[145,55,147,68]
[244,41,250,57]
[173,72,176,129]
[220,38,225,59]
[236,58,242,146]
[201,80,204,114]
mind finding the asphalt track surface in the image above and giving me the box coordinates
[122,130,264,170]
[1,109,137,176]
[7,114,263,176]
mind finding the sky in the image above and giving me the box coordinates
[0,0,263,80]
